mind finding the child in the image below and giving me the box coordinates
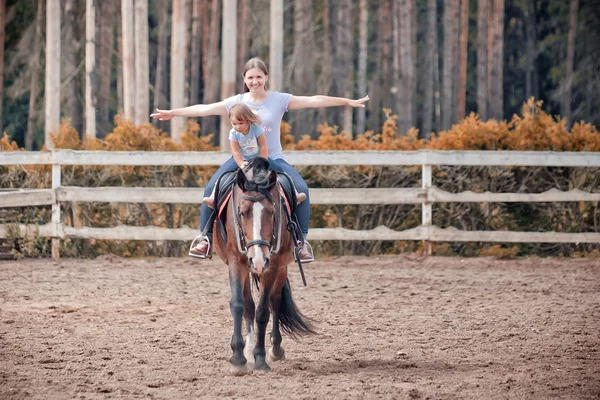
[202,104,305,208]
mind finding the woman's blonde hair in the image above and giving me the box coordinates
[229,104,262,126]
[243,58,269,93]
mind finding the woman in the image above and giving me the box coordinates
[151,57,369,262]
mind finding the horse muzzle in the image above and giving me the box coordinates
[246,239,271,274]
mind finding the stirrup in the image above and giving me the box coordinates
[294,240,314,263]
[189,234,211,259]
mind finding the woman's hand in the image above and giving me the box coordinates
[347,95,370,108]
[150,108,174,121]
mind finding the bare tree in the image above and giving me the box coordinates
[203,0,221,137]
[85,0,97,139]
[153,0,169,129]
[121,0,135,121]
[45,0,61,147]
[356,0,368,135]
[442,0,459,131]
[98,0,115,137]
[523,0,538,101]
[171,0,187,141]
[291,0,314,139]
[134,0,149,125]
[488,0,504,121]
[220,0,237,149]
[476,0,489,120]
[0,0,5,133]
[396,0,414,134]
[456,0,469,121]
[562,0,579,126]
[26,0,43,150]
[64,0,83,135]
[237,0,249,91]
[270,0,284,91]
[422,0,437,138]
[190,0,203,105]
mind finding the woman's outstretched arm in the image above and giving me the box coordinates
[288,95,370,110]
[150,101,229,121]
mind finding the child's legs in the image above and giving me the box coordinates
[271,159,310,238]
[199,157,239,235]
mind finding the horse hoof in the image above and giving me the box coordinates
[268,347,286,362]
[229,363,251,376]
[253,363,271,373]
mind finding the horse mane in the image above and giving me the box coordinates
[238,157,277,199]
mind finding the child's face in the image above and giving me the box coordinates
[231,117,249,133]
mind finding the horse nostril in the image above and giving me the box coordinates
[249,258,255,270]
[264,258,270,270]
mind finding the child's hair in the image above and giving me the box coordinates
[229,104,262,126]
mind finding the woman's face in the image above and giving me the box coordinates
[244,68,268,92]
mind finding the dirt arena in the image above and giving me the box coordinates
[1,255,599,399]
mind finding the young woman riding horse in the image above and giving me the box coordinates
[212,157,315,375]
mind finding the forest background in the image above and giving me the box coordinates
[0,0,599,259]
[1,0,599,148]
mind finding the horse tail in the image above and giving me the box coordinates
[278,279,316,339]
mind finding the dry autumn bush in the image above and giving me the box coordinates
[1,99,599,258]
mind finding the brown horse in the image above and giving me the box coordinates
[211,157,315,375]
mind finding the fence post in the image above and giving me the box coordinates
[51,154,61,260]
[421,164,432,255]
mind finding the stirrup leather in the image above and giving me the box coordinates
[189,234,211,259]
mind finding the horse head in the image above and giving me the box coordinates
[235,157,279,275]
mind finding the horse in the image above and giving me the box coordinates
[210,157,316,375]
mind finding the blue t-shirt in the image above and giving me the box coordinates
[229,124,264,161]
[224,91,293,160]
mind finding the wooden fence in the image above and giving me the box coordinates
[1,150,599,259]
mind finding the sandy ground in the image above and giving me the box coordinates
[0,255,599,399]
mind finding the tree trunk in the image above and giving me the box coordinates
[64,0,83,136]
[203,0,221,137]
[191,0,203,105]
[476,0,489,120]
[97,0,115,137]
[0,0,5,134]
[341,0,354,135]
[562,0,578,126]
[237,0,249,92]
[45,0,61,147]
[488,0,504,121]
[153,0,169,129]
[457,0,469,121]
[220,0,237,150]
[442,0,459,131]
[397,0,414,135]
[356,0,368,135]
[121,0,135,121]
[270,0,284,91]
[85,0,97,139]
[292,0,314,139]
[171,0,187,141]
[317,0,333,129]
[116,8,123,113]
[134,0,149,125]
[26,0,43,150]
[422,0,437,139]
[523,0,538,101]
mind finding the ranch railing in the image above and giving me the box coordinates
[1,149,599,259]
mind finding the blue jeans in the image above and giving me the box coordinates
[199,157,310,239]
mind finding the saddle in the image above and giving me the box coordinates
[210,170,302,246]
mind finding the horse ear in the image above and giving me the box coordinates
[236,168,247,189]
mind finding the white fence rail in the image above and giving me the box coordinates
[1,150,599,259]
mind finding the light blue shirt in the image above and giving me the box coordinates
[229,124,264,161]
[225,91,293,160]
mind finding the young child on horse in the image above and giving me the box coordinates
[202,103,306,209]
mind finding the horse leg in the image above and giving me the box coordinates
[228,264,249,376]
[243,275,255,364]
[268,288,286,362]
[252,285,272,372]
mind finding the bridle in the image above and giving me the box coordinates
[231,187,283,257]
